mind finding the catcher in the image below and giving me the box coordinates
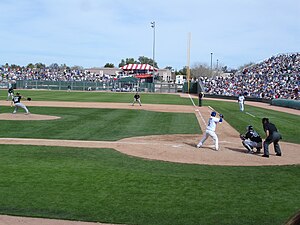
[240,125,262,154]
[11,92,31,114]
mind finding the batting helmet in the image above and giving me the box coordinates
[211,111,217,117]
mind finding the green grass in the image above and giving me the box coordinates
[0,106,201,140]
[1,90,192,105]
[0,145,299,225]
[202,100,300,144]
[1,93,299,225]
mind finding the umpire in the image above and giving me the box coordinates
[198,92,204,107]
[261,118,282,158]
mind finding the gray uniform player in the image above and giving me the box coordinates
[12,92,30,114]
[240,125,262,154]
[132,92,142,106]
[7,87,14,101]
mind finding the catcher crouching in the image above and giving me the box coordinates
[240,125,262,154]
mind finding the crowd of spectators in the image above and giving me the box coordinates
[201,53,300,100]
[1,53,300,100]
[0,67,112,82]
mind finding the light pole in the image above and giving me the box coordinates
[151,21,155,89]
[210,52,213,71]
[210,52,213,77]
[216,59,219,77]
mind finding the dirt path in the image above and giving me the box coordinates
[0,99,299,225]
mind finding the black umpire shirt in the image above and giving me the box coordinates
[263,123,278,138]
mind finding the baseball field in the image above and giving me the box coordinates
[0,90,299,225]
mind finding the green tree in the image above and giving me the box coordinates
[10,64,21,70]
[118,59,126,67]
[126,58,137,64]
[137,56,158,68]
[118,58,138,67]
[119,56,158,68]
[49,63,59,70]
[59,63,69,71]
[26,63,35,69]
[104,63,115,68]
[35,62,46,69]
[177,66,187,75]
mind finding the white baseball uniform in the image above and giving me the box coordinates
[197,116,222,150]
[238,95,245,111]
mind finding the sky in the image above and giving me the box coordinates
[0,0,299,70]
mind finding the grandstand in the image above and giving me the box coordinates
[1,53,299,99]
[201,53,300,100]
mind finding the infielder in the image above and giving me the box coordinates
[240,125,262,154]
[238,93,245,111]
[132,92,142,106]
[197,111,223,151]
[7,87,14,101]
[12,92,30,114]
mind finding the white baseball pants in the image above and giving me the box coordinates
[239,102,244,111]
[198,129,219,150]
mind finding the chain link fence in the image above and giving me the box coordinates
[7,80,183,93]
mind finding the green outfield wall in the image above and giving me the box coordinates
[271,98,300,110]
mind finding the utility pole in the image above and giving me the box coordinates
[151,21,156,91]
[187,32,191,93]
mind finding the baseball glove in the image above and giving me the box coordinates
[27,97,32,101]
[219,114,224,118]
[239,134,246,140]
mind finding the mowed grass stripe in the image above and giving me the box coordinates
[0,90,192,105]
[0,145,299,225]
[0,106,201,140]
[203,100,300,144]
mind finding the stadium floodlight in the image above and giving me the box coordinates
[151,21,156,89]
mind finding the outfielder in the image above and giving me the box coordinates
[238,93,245,111]
[197,111,223,151]
[240,125,262,154]
[132,92,142,106]
[12,92,30,114]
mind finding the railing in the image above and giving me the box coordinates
[1,80,183,93]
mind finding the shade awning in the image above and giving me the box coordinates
[118,77,139,82]
[121,64,157,71]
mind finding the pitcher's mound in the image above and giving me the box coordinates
[0,113,60,121]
